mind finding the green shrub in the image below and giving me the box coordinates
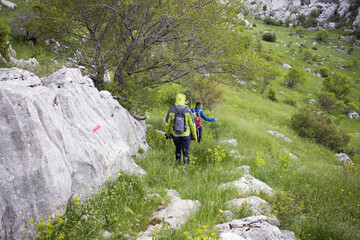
[263,17,279,26]
[317,91,337,110]
[0,20,10,62]
[303,17,318,28]
[295,26,305,36]
[263,5,267,11]
[267,88,277,101]
[298,14,306,24]
[284,66,306,89]
[318,66,330,78]
[316,29,329,42]
[250,1,257,5]
[262,32,276,42]
[354,28,360,40]
[323,73,353,100]
[303,49,312,61]
[284,94,299,106]
[310,9,319,18]
[291,105,350,152]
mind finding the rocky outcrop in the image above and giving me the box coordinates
[247,0,360,29]
[218,165,296,239]
[137,189,201,240]
[0,67,148,239]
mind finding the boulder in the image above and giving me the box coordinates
[137,189,200,240]
[216,215,296,240]
[348,111,359,119]
[0,67,148,239]
[226,196,280,226]
[282,63,292,70]
[335,153,352,164]
[9,57,39,71]
[221,174,275,197]
[1,0,16,9]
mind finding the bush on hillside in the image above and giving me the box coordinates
[317,91,337,110]
[298,14,306,25]
[303,17,318,28]
[263,5,267,11]
[262,32,276,42]
[310,9,319,18]
[318,66,330,78]
[323,73,353,100]
[250,1,257,5]
[316,29,329,42]
[267,88,277,101]
[263,17,279,26]
[284,66,306,89]
[291,105,350,152]
[303,49,312,61]
[0,20,10,62]
[354,28,360,40]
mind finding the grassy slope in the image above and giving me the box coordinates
[2,6,359,239]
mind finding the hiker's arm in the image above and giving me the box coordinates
[165,109,173,137]
[200,110,215,122]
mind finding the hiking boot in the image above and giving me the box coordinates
[183,156,189,166]
[176,153,181,165]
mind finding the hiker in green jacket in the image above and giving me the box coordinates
[165,93,197,165]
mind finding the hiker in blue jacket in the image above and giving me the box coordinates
[191,101,216,142]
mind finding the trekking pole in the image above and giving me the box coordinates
[215,119,218,138]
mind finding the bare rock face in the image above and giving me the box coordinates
[0,67,148,239]
[247,0,359,29]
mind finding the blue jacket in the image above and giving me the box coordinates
[191,106,215,126]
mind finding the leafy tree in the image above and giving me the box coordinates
[316,29,329,42]
[0,20,10,62]
[185,76,223,110]
[323,73,353,100]
[261,65,281,94]
[33,0,263,114]
[284,66,306,88]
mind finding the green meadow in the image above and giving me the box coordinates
[2,10,359,239]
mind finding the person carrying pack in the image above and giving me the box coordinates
[191,101,216,143]
[165,93,197,165]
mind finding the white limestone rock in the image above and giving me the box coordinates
[137,189,200,240]
[1,0,16,9]
[266,131,291,142]
[226,196,280,226]
[0,67,148,239]
[335,153,352,164]
[216,215,295,240]
[221,174,275,197]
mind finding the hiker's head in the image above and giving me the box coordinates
[175,93,186,106]
[196,102,201,107]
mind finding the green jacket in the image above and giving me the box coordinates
[165,94,197,141]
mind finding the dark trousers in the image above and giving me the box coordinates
[172,135,191,164]
[197,126,203,143]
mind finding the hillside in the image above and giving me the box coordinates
[0,1,360,240]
